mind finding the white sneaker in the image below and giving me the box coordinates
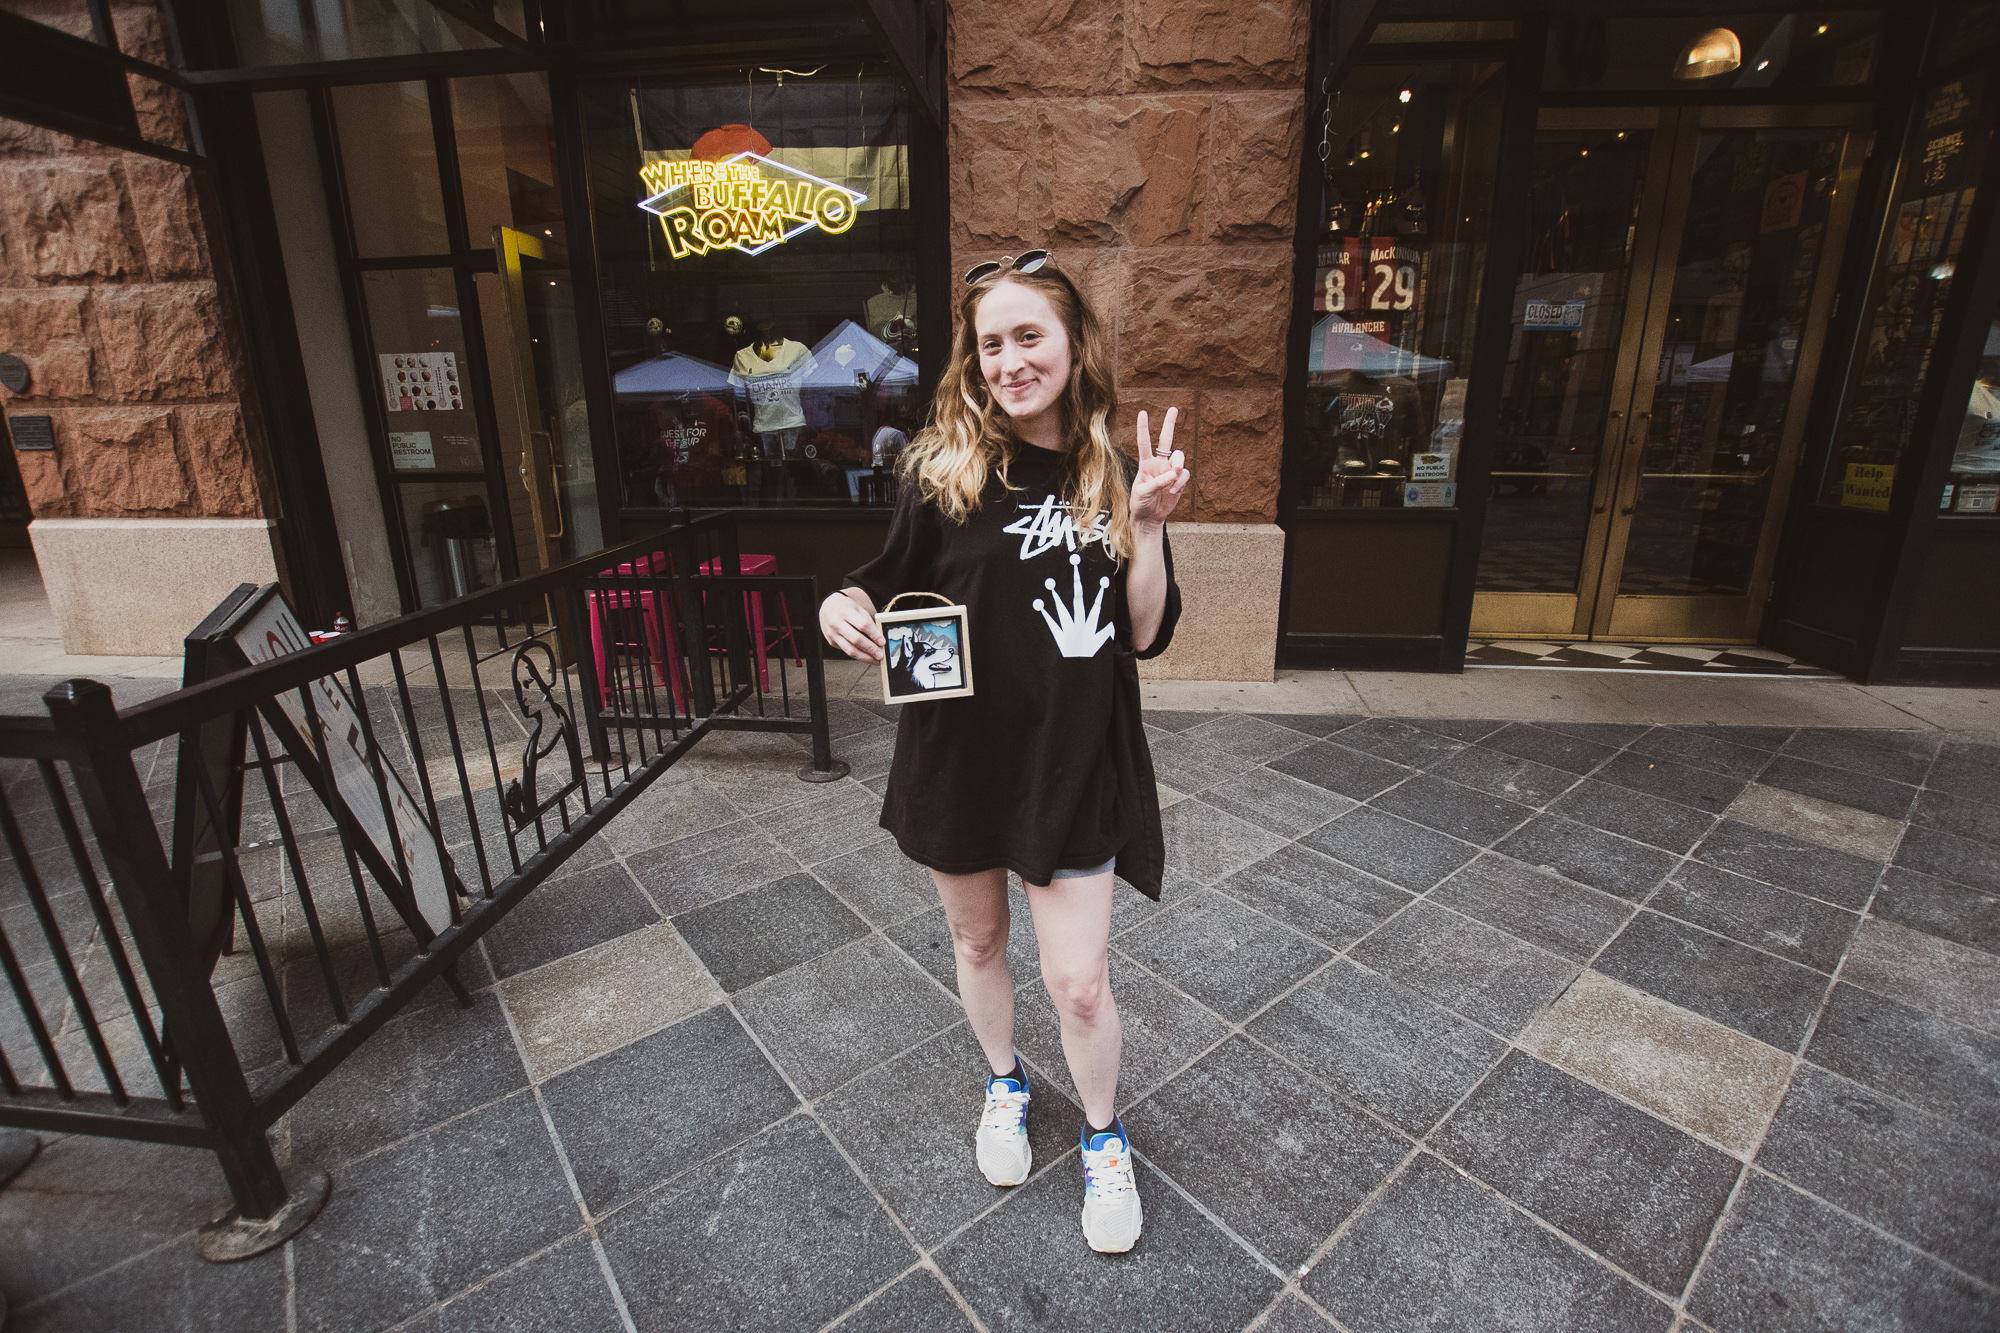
[1080,1119,1142,1253]
[975,1066,1031,1187]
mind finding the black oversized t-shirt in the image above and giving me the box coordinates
[845,446,1179,884]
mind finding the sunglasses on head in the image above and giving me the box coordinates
[963,250,1051,285]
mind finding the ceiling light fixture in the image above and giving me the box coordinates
[1673,27,1742,79]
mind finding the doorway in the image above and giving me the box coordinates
[1472,104,1866,641]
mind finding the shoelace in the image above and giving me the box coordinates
[981,1088,1027,1134]
[1082,1142,1135,1200]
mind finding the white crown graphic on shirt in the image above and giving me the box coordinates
[1034,554,1116,658]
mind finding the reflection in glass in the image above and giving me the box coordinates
[1621,125,1845,596]
[361,269,484,472]
[1820,71,1991,508]
[453,74,566,247]
[1946,315,2000,514]
[1298,62,1504,511]
[1545,12,1882,92]
[583,64,920,511]
[226,0,495,66]
[331,82,450,258]
[1478,129,1652,593]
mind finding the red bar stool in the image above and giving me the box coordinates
[586,551,686,711]
[699,553,803,693]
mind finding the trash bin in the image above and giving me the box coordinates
[422,497,495,599]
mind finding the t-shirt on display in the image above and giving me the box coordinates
[730,339,817,433]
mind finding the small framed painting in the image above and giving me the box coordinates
[877,601,974,703]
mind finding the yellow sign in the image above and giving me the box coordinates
[639,153,867,259]
[1841,462,1895,511]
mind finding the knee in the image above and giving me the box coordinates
[1045,966,1110,1025]
[948,917,1009,969]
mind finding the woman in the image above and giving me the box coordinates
[820,251,1189,1253]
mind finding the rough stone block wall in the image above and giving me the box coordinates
[949,0,1308,524]
[0,2,269,520]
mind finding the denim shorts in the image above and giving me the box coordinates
[1051,857,1116,880]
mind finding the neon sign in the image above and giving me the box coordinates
[639,152,868,259]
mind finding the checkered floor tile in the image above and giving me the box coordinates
[1467,640,1840,677]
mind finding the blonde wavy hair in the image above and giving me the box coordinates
[898,262,1135,560]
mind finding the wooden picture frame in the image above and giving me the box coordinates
[876,599,975,703]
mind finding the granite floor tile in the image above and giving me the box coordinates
[1305,1153,1672,1333]
[1180,712,1315,764]
[540,1005,798,1211]
[1147,732,1263,795]
[1349,901,1580,1035]
[1724,782,1906,863]
[688,733,838,815]
[1302,806,1479,893]
[1521,972,1793,1157]
[817,723,898,782]
[1136,1037,1407,1269]
[887,890,1043,993]
[599,1117,913,1333]
[1806,983,2000,1141]
[292,1092,578,1333]
[1370,772,1535,846]
[1781,728,1940,787]
[1757,1064,2000,1282]
[1480,722,1621,776]
[1256,712,1365,739]
[286,991,527,1168]
[1697,724,1799,751]
[834,1267,975,1333]
[1926,739,2000,805]
[671,873,870,993]
[1841,917,2000,1035]
[1435,741,1581,805]
[1434,1052,1741,1295]
[623,817,802,916]
[1405,717,1509,743]
[1550,778,1718,854]
[1200,764,1357,838]
[1910,787,2000,848]
[482,861,661,978]
[1757,755,1918,823]
[599,771,741,856]
[932,1157,1283,1333]
[1215,844,1414,950]
[812,839,938,927]
[1651,861,1861,973]
[1869,866,2000,955]
[732,936,961,1100]
[817,1023,1077,1245]
[1255,1292,1341,1330]
[1596,750,1750,816]
[1595,912,1831,1050]
[1267,740,1417,801]
[8,1225,287,1333]
[1894,822,2000,894]
[1690,1172,1998,1333]
[1159,798,1290,887]
[1146,709,1221,733]
[1012,953,1229,1110]
[1540,721,1654,746]
[1250,958,1506,1135]
[1690,819,1881,910]
[499,922,724,1080]
[1329,717,1468,769]
[760,779,894,866]
[1630,728,1775,780]
[1117,890,1332,1021]
[1430,854,1634,961]
[1494,814,1681,902]
[412,1232,626,1333]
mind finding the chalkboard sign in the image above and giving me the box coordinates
[7,414,54,451]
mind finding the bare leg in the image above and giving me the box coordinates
[1024,870,1120,1127]
[930,868,1017,1076]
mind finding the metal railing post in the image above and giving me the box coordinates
[43,680,329,1260]
[794,577,850,783]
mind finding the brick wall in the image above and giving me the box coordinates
[0,2,270,521]
[947,0,1308,524]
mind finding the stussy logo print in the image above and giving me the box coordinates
[1002,495,1109,561]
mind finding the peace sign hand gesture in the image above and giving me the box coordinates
[1131,407,1191,530]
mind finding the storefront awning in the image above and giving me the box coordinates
[613,352,733,398]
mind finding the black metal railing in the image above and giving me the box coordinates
[0,513,842,1257]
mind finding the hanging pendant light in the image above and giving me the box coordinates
[1673,27,1742,79]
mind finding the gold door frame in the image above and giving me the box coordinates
[495,225,568,574]
[1474,103,1870,643]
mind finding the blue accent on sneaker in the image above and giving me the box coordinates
[988,1058,1029,1095]
[1083,1116,1127,1153]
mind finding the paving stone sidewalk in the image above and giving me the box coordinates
[3,703,1999,1331]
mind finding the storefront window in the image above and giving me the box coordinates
[331,82,450,258]
[452,75,565,248]
[582,66,920,513]
[1946,304,2000,514]
[226,0,501,67]
[1298,61,1504,510]
[1819,71,1993,509]
[1545,13,1882,92]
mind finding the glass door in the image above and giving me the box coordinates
[494,226,604,572]
[1474,104,1867,641]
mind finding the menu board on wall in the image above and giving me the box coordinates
[380,352,462,413]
